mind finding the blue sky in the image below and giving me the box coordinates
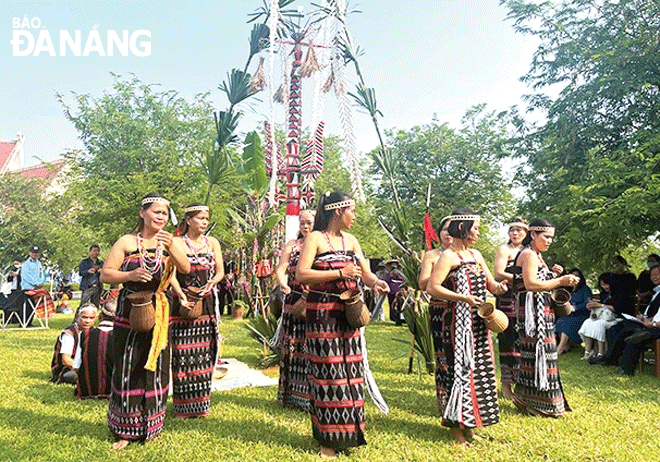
[1,1,539,167]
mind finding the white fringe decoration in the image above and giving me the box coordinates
[267,0,280,208]
[525,291,536,337]
[361,327,389,414]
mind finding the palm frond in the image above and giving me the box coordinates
[219,69,253,107]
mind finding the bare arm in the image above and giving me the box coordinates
[418,249,440,292]
[295,232,361,284]
[493,244,514,283]
[100,235,152,285]
[164,232,191,275]
[427,251,484,307]
[275,240,295,294]
[61,353,74,369]
[350,235,389,296]
[521,249,576,292]
[474,249,508,295]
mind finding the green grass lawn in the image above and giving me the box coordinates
[1,308,659,461]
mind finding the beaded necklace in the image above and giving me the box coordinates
[451,246,482,276]
[184,233,209,257]
[323,231,346,255]
[136,233,164,275]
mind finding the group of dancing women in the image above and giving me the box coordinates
[100,191,579,456]
[100,193,224,450]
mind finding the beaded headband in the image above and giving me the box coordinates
[142,196,170,206]
[324,199,355,211]
[508,221,528,230]
[442,214,480,223]
[185,205,209,214]
[529,226,554,232]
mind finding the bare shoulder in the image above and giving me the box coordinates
[116,234,137,251]
[422,248,441,265]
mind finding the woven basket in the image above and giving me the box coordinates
[127,291,155,332]
[477,302,509,333]
[292,291,308,320]
[180,286,203,320]
[340,289,370,329]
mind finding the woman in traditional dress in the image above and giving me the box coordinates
[101,193,190,449]
[426,209,507,447]
[418,216,453,291]
[169,203,224,419]
[512,219,578,417]
[296,191,389,458]
[274,209,315,411]
[492,218,527,400]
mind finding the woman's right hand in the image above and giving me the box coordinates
[129,268,153,283]
[280,282,291,295]
[463,294,484,307]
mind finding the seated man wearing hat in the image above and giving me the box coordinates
[50,304,97,384]
[74,300,116,399]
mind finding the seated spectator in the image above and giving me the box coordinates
[579,273,618,361]
[556,268,593,355]
[74,300,116,399]
[50,303,97,384]
[593,265,660,368]
[637,254,660,306]
[615,274,660,376]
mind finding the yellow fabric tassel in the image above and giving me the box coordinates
[145,257,174,372]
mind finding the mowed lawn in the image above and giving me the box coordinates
[1,307,659,462]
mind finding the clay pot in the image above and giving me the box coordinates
[232,303,245,320]
[181,286,204,320]
[291,291,308,320]
[340,289,370,329]
[550,288,572,317]
[127,291,155,332]
[477,302,509,333]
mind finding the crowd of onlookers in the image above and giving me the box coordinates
[556,254,660,376]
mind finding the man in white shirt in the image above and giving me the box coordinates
[50,304,97,384]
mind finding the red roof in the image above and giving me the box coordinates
[13,159,67,183]
[0,141,17,173]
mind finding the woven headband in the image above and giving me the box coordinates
[185,205,209,214]
[324,199,355,211]
[142,196,170,206]
[529,226,554,232]
[508,221,528,230]
[442,214,480,223]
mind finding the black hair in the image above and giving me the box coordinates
[133,192,168,233]
[597,272,612,303]
[436,216,450,238]
[313,191,352,232]
[89,244,100,251]
[178,203,208,235]
[648,254,660,263]
[521,218,554,246]
[446,208,478,239]
[567,268,586,291]
[507,217,528,244]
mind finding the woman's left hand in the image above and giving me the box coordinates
[199,280,216,296]
[373,279,390,297]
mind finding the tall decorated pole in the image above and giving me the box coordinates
[284,39,303,242]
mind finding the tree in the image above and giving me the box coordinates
[0,172,89,273]
[57,74,227,244]
[370,105,514,261]
[502,0,660,273]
